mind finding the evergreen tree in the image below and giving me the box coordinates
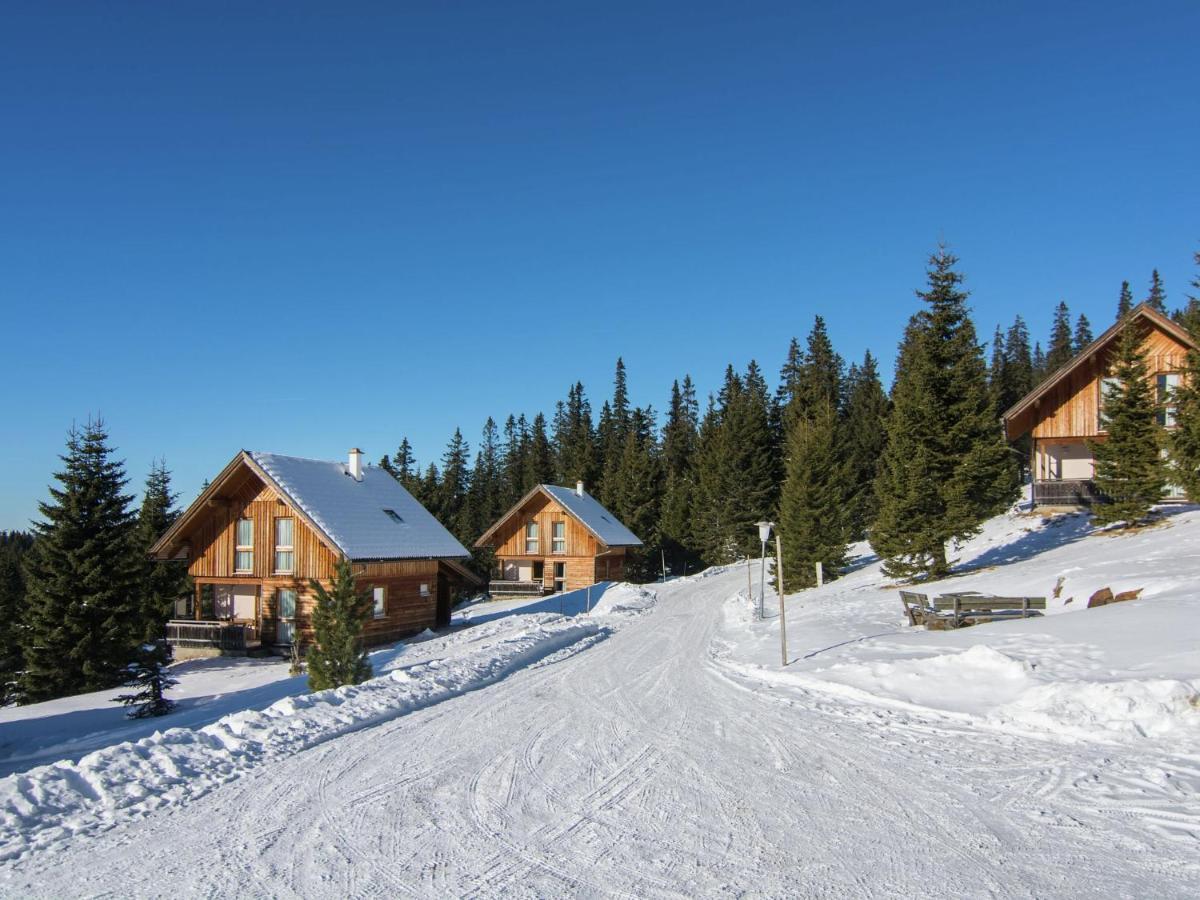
[606,407,663,580]
[553,383,597,487]
[437,429,472,542]
[1145,269,1167,313]
[306,556,373,691]
[1073,314,1094,353]
[1169,332,1200,501]
[778,401,849,588]
[841,351,889,540]
[22,420,143,702]
[501,414,529,505]
[996,315,1034,414]
[1089,320,1167,525]
[1032,341,1047,382]
[988,325,1005,403]
[523,413,555,489]
[870,249,1018,580]
[114,639,177,718]
[0,532,33,705]
[134,461,187,642]
[418,463,440,512]
[1174,248,1200,336]
[659,377,700,575]
[465,418,504,544]
[1045,301,1074,373]
[1116,280,1134,319]
[777,317,843,437]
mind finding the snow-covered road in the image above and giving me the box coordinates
[7,566,1198,898]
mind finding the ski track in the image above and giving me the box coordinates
[3,568,1198,898]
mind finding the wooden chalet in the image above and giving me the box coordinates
[474,482,642,596]
[149,449,480,657]
[1003,302,1196,508]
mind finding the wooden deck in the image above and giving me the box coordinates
[166,620,262,653]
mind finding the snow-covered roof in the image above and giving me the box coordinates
[539,485,643,547]
[249,452,471,561]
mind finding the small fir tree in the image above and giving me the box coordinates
[114,639,177,718]
[307,557,373,691]
[841,352,889,540]
[1145,269,1167,312]
[1045,301,1074,373]
[1116,280,1134,319]
[135,461,188,642]
[777,402,849,589]
[1089,320,1167,526]
[0,533,33,705]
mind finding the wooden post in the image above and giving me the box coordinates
[747,557,753,606]
[776,534,787,666]
[661,548,667,583]
[815,561,824,588]
[587,584,592,614]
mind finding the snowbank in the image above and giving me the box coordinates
[588,584,657,616]
[0,614,608,863]
[992,678,1200,740]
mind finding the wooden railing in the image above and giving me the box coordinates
[1033,479,1105,507]
[166,620,261,651]
[487,580,546,596]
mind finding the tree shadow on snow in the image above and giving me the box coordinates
[954,512,1095,574]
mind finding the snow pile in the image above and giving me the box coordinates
[588,584,657,616]
[811,645,1034,714]
[0,614,608,863]
[992,678,1200,740]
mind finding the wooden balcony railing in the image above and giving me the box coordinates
[166,620,261,651]
[1032,479,1106,507]
[487,580,547,596]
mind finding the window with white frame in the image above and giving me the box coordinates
[274,517,294,573]
[551,521,565,554]
[420,583,430,597]
[1157,373,1181,427]
[1097,376,1119,431]
[373,586,386,619]
[235,518,254,572]
[525,521,539,554]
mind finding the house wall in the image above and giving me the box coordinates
[488,492,602,558]
[1028,325,1188,440]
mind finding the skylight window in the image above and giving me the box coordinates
[383,508,404,524]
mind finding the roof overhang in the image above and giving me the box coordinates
[1001,303,1197,441]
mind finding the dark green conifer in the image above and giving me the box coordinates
[306,557,373,691]
[524,413,555,489]
[1073,314,1094,353]
[1089,320,1167,525]
[437,429,472,543]
[0,532,33,705]
[1116,280,1134,319]
[135,460,188,642]
[22,420,142,701]
[870,249,1018,580]
[1145,270,1167,313]
[114,639,177,718]
[841,352,889,540]
[1045,301,1074,373]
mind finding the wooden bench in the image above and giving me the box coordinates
[899,591,1046,629]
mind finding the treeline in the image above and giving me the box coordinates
[385,249,1200,589]
[0,423,186,707]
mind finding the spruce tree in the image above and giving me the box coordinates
[659,377,700,574]
[1116,280,1134,319]
[841,351,889,541]
[1169,335,1200,501]
[777,401,849,588]
[114,639,177,718]
[1045,301,1074,373]
[437,429,472,542]
[1175,248,1200,336]
[1145,269,1167,313]
[1089,320,1167,525]
[22,420,143,702]
[0,533,32,705]
[307,556,373,691]
[1032,342,1047,382]
[1073,314,1094,353]
[606,408,662,581]
[870,249,1018,580]
[135,461,187,642]
[465,418,504,549]
[524,413,555,489]
[553,383,597,487]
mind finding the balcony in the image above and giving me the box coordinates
[487,579,547,597]
[1032,479,1106,507]
[166,620,262,654]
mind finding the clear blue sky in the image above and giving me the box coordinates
[1,1,1198,529]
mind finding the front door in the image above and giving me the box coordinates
[277,588,297,644]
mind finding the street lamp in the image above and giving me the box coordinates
[755,521,774,618]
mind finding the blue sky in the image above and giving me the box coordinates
[1,1,1197,529]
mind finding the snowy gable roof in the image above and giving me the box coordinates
[249,452,471,561]
[540,485,643,547]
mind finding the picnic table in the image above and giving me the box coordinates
[900,590,1046,629]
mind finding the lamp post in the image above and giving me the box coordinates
[755,521,774,619]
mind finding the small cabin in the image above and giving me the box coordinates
[149,448,480,657]
[474,482,642,596]
[1003,303,1197,508]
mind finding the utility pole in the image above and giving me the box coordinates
[756,522,774,620]
[661,548,667,583]
[746,556,753,607]
[776,533,788,666]
[815,561,824,588]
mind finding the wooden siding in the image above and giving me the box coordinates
[1026,323,1189,440]
[486,492,603,558]
[183,468,339,582]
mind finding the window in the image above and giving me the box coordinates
[200,584,215,619]
[525,521,539,554]
[235,518,254,572]
[551,521,566,554]
[1097,376,1119,431]
[373,586,386,619]
[419,583,430,597]
[274,517,294,573]
[383,508,404,524]
[277,588,297,644]
[553,561,566,593]
[1158,373,1181,427]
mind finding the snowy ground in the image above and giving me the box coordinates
[0,498,1197,896]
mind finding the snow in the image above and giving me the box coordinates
[0,491,1198,896]
[250,452,471,560]
[539,484,643,546]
